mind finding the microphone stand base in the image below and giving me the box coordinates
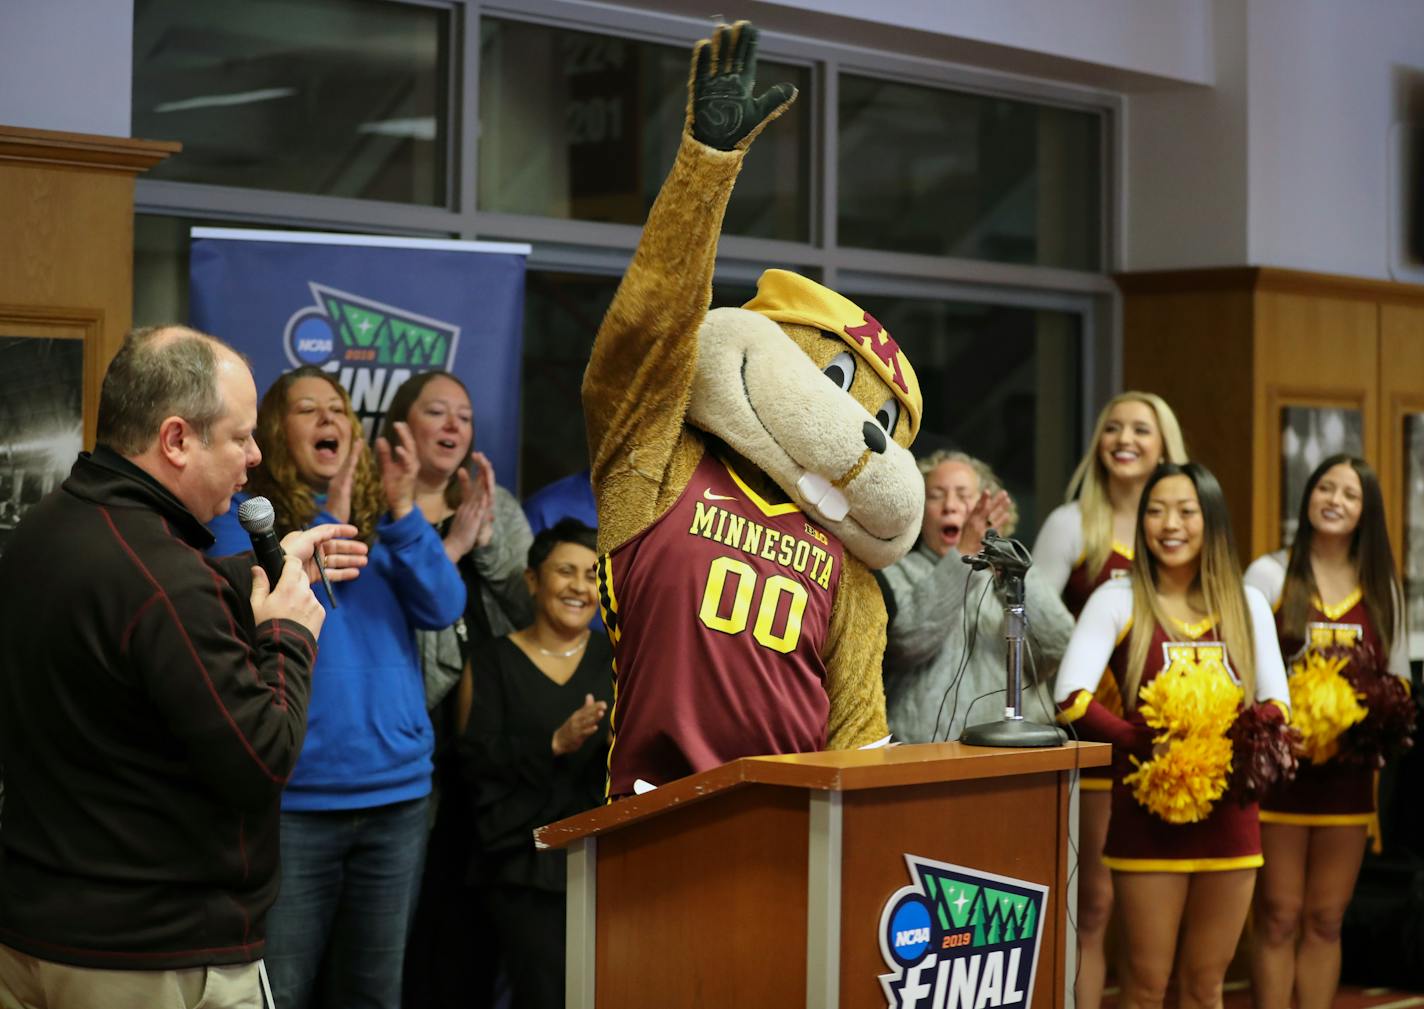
[960,718,1067,749]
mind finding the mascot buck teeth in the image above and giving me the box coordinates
[583,21,926,798]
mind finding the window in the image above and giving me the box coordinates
[132,0,451,205]
[518,273,791,496]
[478,18,812,241]
[846,293,1083,534]
[132,5,1113,501]
[839,75,1101,270]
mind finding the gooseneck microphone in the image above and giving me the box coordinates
[237,496,287,588]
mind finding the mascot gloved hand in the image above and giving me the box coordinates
[583,22,925,799]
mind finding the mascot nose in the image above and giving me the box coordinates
[862,420,887,455]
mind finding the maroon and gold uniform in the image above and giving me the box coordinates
[1097,621,1262,871]
[599,453,845,798]
[1064,547,1134,619]
[1054,580,1290,872]
[1260,590,1384,826]
[1069,548,1134,790]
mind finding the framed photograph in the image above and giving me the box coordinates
[1405,413,1424,659]
[0,331,90,558]
[1280,405,1364,547]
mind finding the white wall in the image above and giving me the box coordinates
[1123,0,1424,280]
[767,0,1212,86]
[1123,0,1249,271]
[0,0,133,137]
[1244,0,1424,280]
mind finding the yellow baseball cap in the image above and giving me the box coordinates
[742,269,922,441]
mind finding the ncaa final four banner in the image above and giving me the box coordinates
[188,228,530,485]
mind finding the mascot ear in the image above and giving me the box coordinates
[688,21,797,151]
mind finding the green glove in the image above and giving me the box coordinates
[688,22,798,152]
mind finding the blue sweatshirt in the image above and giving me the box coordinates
[210,496,466,811]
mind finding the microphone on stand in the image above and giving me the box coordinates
[237,496,338,608]
[958,530,1064,748]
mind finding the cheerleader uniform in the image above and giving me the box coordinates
[1053,579,1290,871]
[1244,551,1410,828]
[1034,501,1136,791]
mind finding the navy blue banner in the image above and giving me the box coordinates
[189,229,529,486]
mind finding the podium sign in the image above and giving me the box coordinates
[536,741,1108,1009]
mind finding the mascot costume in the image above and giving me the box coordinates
[583,22,925,798]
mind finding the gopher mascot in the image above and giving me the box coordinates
[583,22,925,798]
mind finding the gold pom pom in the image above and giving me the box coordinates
[1124,734,1234,824]
[1287,651,1367,764]
[1127,653,1243,823]
[1138,659,1242,740]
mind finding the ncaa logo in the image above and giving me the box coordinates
[281,281,460,372]
[290,314,335,365]
[878,854,1047,1009]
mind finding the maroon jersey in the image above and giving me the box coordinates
[599,453,845,798]
[1101,618,1262,872]
[1066,546,1133,786]
[1063,546,1133,618]
[1261,590,1380,824]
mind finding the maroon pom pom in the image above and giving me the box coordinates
[1337,652,1416,768]
[1226,702,1300,804]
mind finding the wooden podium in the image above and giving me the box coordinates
[536,740,1109,1009]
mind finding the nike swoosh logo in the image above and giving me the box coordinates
[702,488,737,502]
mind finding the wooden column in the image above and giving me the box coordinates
[0,125,178,446]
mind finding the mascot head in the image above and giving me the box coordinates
[687,269,925,569]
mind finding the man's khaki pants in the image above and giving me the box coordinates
[0,943,270,1009]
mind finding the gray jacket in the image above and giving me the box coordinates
[421,485,534,708]
[881,542,1075,743]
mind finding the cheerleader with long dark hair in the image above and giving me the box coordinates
[1245,455,1411,1009]
[1054,462,1289,1009]
[1032,391,1188,1009]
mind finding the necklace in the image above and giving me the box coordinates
[534,633,589,659]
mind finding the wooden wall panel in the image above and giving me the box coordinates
[1121,288,1254,554]
[0,126,176,445]
[1379,304,1424,577]
[1119,268,1424,566]
[1252,291,1379,555]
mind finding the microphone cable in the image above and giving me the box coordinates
[932,574,993,742]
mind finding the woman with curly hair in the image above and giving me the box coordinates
[208,366,466,1009]
[1245,455,1409,1009]
[1031,391,1188,1009]
[1053,462,1288,1009]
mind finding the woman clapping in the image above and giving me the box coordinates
[461,519,612,1009]
[209,366,465,1009]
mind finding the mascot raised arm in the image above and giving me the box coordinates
[583,22,925,798]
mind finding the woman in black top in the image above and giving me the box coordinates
[462,519,611,1009]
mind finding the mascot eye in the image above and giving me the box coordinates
[823,351,856,392]
[875,397,901,436]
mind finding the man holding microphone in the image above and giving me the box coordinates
[0,326,366,1008]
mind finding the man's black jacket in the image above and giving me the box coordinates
[0,448,316,969]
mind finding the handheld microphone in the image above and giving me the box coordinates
[237,496,338,608]
[237,496,286,589]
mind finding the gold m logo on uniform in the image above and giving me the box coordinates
[1306,621,1363,650]
[1159,641,1239,684]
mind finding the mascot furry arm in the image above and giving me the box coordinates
[583,23,926,796]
